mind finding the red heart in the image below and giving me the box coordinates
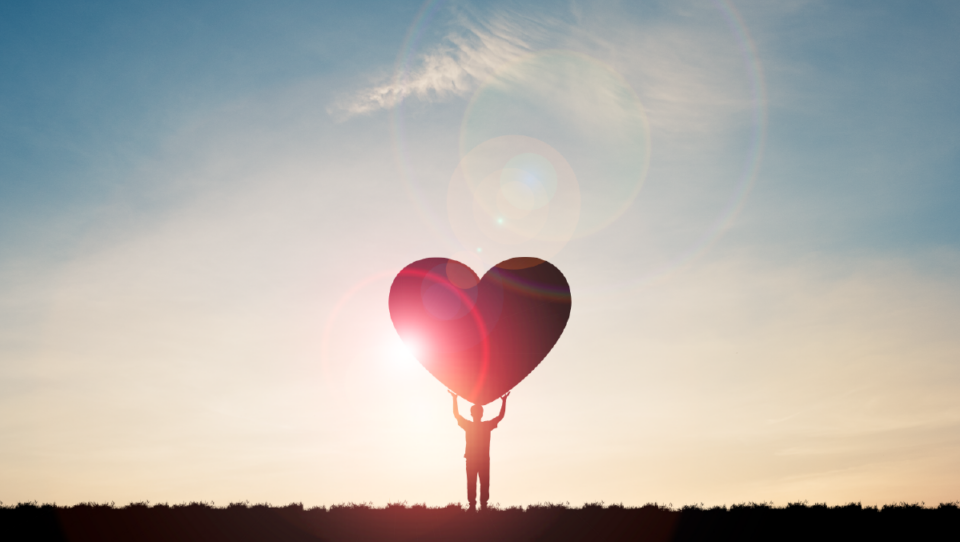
[389,257,571,405]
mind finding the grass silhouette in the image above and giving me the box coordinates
[3,500,957,541]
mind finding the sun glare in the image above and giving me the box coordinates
[394,339,418,363]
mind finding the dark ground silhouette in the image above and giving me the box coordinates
[3,501,957,542]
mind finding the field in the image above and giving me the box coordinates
[3,501,957,542]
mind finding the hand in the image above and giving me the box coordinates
[501,391,510,401]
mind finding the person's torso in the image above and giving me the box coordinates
[460,419,497,458]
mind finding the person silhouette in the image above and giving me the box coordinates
[449,390,509,511]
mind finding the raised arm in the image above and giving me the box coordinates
[493,391,509,423]
[449,390,465,423]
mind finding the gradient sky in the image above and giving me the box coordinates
[1,0,959,508]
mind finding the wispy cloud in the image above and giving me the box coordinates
[331,2,762,149]
[329,10,539,117]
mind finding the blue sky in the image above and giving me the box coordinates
[3,1,958,257]
[1,0,959,507]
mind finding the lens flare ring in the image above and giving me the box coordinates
[389,0,767,289]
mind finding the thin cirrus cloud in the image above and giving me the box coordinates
[329,11,539,117]
[331,4,760,146]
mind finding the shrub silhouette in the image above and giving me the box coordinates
[2,500,957,541]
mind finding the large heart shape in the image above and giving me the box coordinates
[389,257,571,405]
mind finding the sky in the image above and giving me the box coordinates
[1,0,959,508]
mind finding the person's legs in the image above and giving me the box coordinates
[466,458,478,510]
[479,456,490,509]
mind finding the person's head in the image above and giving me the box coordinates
[470,404,483,421]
